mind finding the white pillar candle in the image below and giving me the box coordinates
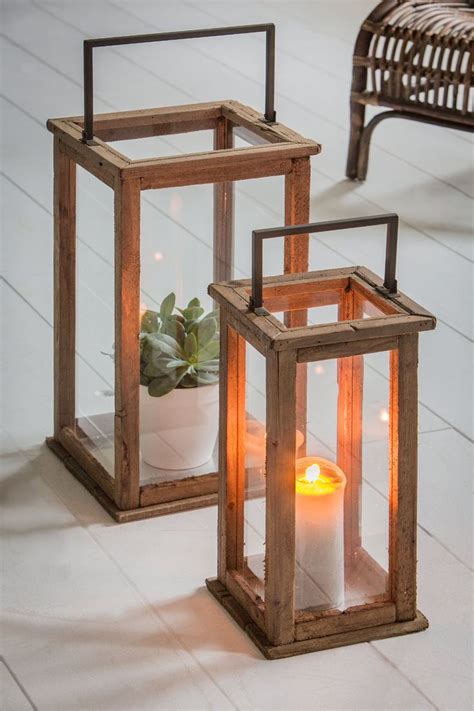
[295,456,346,611]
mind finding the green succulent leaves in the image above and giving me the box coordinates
[159,292,175,318]
[140,310,159,333]
[140,293,219,397]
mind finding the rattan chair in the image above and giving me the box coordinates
[346,0,474,180]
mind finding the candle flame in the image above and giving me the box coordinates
[379,408,389,423]
[304,463,321,483]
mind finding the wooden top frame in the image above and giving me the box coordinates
[209,265,436,357]
[46,100,321,189]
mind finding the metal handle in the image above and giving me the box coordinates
[249,214,399,313]
[82,24,276,143]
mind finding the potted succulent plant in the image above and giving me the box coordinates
[139,293,219,470]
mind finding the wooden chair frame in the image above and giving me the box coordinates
[45,100,320,522]
[206,266,436,659]
[347,0,474,180]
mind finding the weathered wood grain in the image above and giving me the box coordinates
[390,334,419,621]
[265,349,297,645]
[53,137,76,438]
[114,176,141,510]
[213,117,234,282]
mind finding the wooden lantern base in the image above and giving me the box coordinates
[46,437,218,522]
[206,578,428,660]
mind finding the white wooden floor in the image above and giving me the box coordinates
[1,1,473,709]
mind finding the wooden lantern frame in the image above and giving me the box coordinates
[45,28,320,522]
[206,215,436,659]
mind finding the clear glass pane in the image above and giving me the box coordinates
[109,130,213,161]
[233,174,284,281]
[294,347,392,613]
[264,283,394,614]
[137,170,285,488]
[74,169,115,475]
[257,277,401,332]
[239,342,267,600]
[138,185,219,485]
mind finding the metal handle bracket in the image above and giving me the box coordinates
[249,213,399,313]
[82,24,276,144]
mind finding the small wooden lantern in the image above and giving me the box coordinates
[45,25,320,522]
[206,214,436,659]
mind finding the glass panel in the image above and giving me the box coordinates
[138,172,285,489]
[74,169,115,475]
[239,342,267,599]
[256,277,400,332]
[108,130,214,160]
[360,355,391,574]
[138,185,219,485]
[358,291,392,577]
[260,280,344,330]
[294,347,392,613]
[233,174,284,281]
[234,128,285,280]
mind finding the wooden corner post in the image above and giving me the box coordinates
[265,349,297,646]
[337,289,364,568]
[114,176,141,510]
[284,156,311,308]
[389,334,419,621]
[284,157,311,447]
[53,137,77,438]
[213,117,234,282]
[217,318,246,581]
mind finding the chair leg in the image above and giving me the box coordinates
[355,119,371,181]
[346,101,366,180]
[356,110,399,181]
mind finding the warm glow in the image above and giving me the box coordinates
[154,251,164,262]
[245,422,305,470]
[170,194,183,218]
[296,457,346,496]
[379,408,389,423]
[140,302,148,317]
[314,364,325,375]
[304,463,321,483]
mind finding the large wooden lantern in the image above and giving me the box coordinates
[206,214,436,659]
[45,25,320,522]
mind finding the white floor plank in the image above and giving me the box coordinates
[1,167,454,444]
[8,0,471,260]
[1,1,473,708]
[2,246,470,708]
[372,531,473,711]
[190,0,474,198]
[0,430,233,710]
[29,424,471,711]
[27,448,432,711]
[106,0,474,258]
[364,428,473,569]
[30,443,470,711]
[1,23,472,437]
[0,660,33,711]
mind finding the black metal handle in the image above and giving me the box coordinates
[82,24,276,144]
[249,214,399,313]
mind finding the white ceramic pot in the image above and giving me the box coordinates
[140,383,219,470]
